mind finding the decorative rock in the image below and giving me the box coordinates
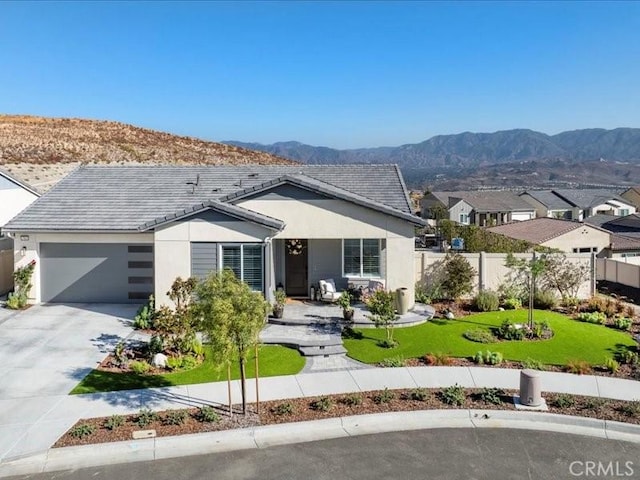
[152,353,168,368]
[445,311,455,320]
[498,307,505,311]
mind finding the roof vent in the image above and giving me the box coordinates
[212,188,220,193]
[248,173,258,178]
[233,179,243,187]
[186,174,200,194]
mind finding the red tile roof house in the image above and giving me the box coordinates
[3,164,426,308]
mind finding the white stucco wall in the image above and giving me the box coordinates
[13,232,153,303]
[237,194,417,306]
[0,187,38,227]
[154,215,274,306]
[541,226,610,254]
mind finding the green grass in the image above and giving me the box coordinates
[70,345,305,395]
[344,310,637,366]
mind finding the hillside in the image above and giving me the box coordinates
[0,115,294,191]
[226,128,640,189]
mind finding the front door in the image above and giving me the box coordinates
[284,239,308,296]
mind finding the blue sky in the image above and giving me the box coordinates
[1,1,639,148]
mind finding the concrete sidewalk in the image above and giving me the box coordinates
[2,365,640,466]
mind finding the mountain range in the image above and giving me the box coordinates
[226,128,640,190]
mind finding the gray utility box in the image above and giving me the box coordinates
[519,369,542,407]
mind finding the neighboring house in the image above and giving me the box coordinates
[0,169,40,295]
[593,213,640,238]
[421,190,535,227]
[520,189,634,221]
[606,234,640,261]
[485,217,611,254]
[552,189,634,220]
[620,187,640,210]
[3,165,424,307]
[519,190,577,220]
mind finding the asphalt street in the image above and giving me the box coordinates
[8,428,640,480]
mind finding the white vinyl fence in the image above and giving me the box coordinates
[596,258,640,289]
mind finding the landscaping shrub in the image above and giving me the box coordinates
[604,358,620,373]
[473,350,503,365]
[373,388,395,404]
[620,350,639,366]
[550,394,575,409]
[424,352,453,366]
[6,293,27,310]
[586,296,607,313]
[604,298,618,318]
[533,290,557,310]
[103,414,125,431]
[406,388,429,401]
[439,384,466,406]
[583,397,607,412]
[463,329,497,344]
[129,360,151,374]
[181,355,199,370]
[379,356,405,367]
[341,393,363,406]
[441,254,476,300]
[478,387,504,405]
[148,335,164,356]
[197,405,220,423]
[562,296,580,309]
[136,407,158,427]
[576,312,607,325]
[6,262,35,310]
[473,290,499,312]
[377,338,399,349]
[133,296,155,329]
[310,397,333,412]
[564,360,592,375]
[164,409,188,426]
[415,282,445,304]
[166,356,184,370]
[272,402,295,416]
[619,400,640,417]
[521,358,545,370]
[69,423,96,438]
[495,320,525,341]
[503,297,522,310]
[613,317,633,331]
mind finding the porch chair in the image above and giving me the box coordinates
[318,278,342,302]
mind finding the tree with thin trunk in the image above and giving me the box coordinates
[194,269,269,414]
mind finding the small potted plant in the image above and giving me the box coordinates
[272,289,287,319]
[337,291,354,322]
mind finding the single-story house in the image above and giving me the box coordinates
[620,187,640,210]
[421,190,535,226]
[485,217,611,255]
[519,190,577,220]
[552,189,635,220]
[3,164,425,308]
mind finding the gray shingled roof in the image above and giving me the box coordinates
[552,189,629,209]
[521,190,573,210]
[431,190,534,213]
[4,164,420,232]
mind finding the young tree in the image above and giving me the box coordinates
[442,254,476,301]
[195,269,269,415]
[504,253,547,328]
[541,253,590,305]
[366,290,399,347]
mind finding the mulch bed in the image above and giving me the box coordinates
[55,387,640,449]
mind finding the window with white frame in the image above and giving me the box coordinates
[343,239,380,277]
[619,209,630,216]
[459,213,469,224]
[220,244,263,291]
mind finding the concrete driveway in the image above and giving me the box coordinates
[0,304,137,461]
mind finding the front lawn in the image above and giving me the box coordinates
[343,309,637,366]
[71,345,305,395]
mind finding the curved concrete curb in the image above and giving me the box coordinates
[2,409,639,478]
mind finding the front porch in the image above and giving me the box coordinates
[270,299,435,329]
